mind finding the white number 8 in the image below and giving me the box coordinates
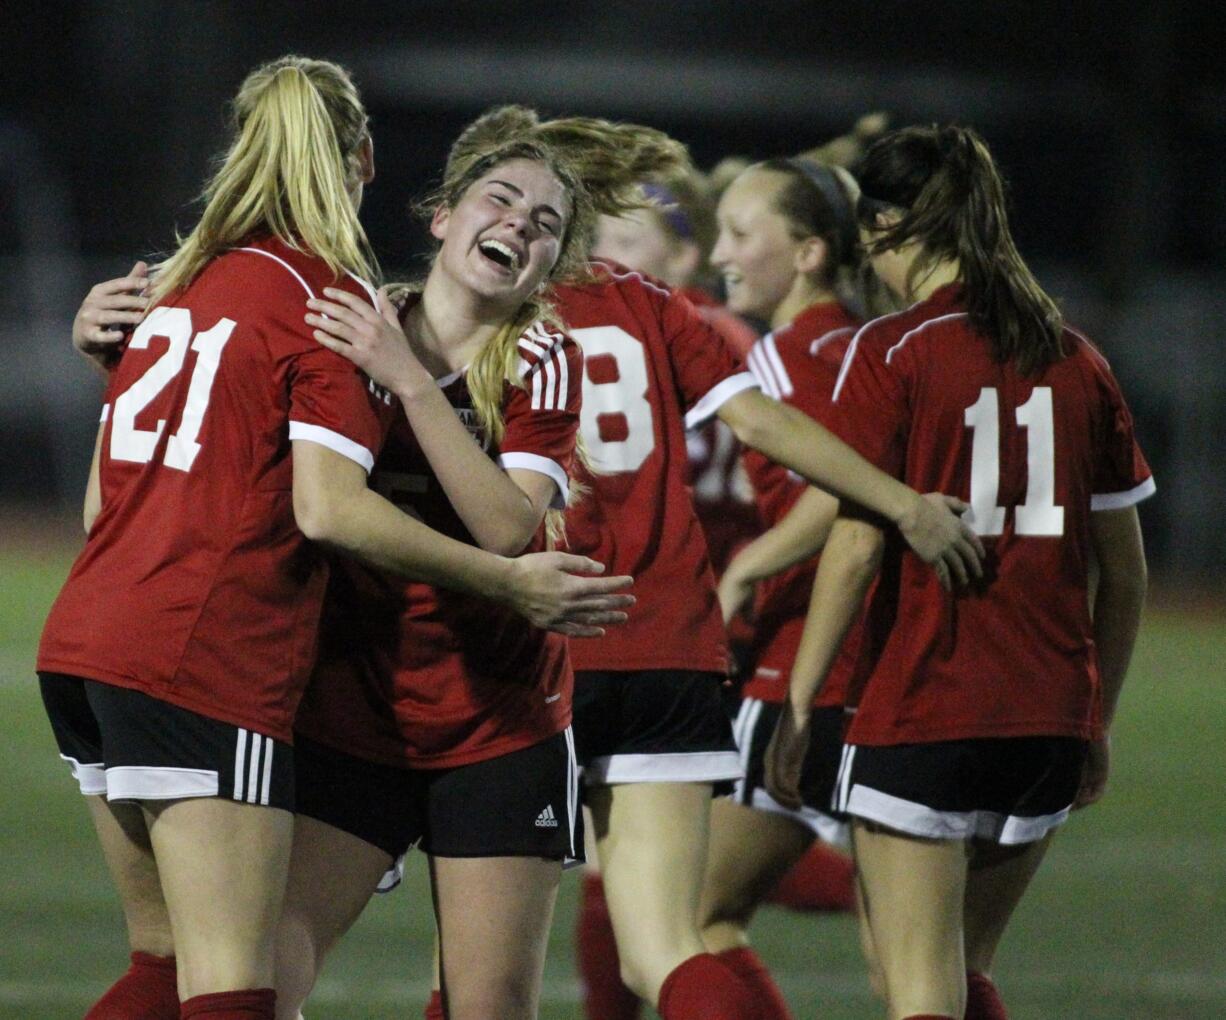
[571,326,656,474]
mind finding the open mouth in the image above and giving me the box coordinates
[478,239,522,274]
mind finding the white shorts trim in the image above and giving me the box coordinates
[747,787,851,849]
[288,421,375,473]
[61,754,107,797]
[499,451,570,509]
[683,372,760,430]
[105,765,220,802]
[845,784,1072,845]
[584,750,743,786]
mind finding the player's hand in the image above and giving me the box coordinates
[898,492,985,591]
[307,286,431,396]
[1073,735,1110,809]
[73,262,150,368]
[716,562,756,625]
[764,700,811,811]
[504,551,634,637]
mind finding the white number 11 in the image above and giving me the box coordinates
[963,386,1064,537]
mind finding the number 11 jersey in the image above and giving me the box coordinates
[37,238,392,742]
[555,261,758,673]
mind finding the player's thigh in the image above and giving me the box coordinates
[963,833,1053,973]
[85,794,174,956]
[699,795,813,937]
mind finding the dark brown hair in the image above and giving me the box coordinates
[856,124,1065,376]
[756,157,859,285]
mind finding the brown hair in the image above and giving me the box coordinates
[856,124,1065,376]
[149,55,377,307]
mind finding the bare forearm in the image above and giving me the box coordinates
[1093,575,1146,728]
[787,518,882,718]
[727,487,838,585]
[397,381,539,554]
[721,393,913,526]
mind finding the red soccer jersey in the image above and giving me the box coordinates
[555,261,759,673]
[294,322,583,769]
[738,302,863,707]
[680,287,760,579]
[38,238,391,742]
[823,285,1154,745]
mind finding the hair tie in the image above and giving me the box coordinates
[788,159,858,265]
[640,182,695,241]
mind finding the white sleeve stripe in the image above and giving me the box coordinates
[747,345,778,399]
[518,335,548,357]
[237,247,316,300]
[831,328,866,403]
[1091,476,1156,511]
[683,372,760,430]
[100,404,110,424]
[542,347,559,411]
[531,361,544,409]
[884,313,968,364]
[498,452,570,509]
[557,343,569,412]
[288,421,375,473]
[763,335,793,398]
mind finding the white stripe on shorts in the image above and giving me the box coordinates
[60,754,107,797]
[844,784,1073,845]
[233,728,272,806]
[834,744,856,813]
[747,787,851,849]
[585,750,743,786]
[564,726,581,866]
[732,698,764,800]
[105,765,219,801]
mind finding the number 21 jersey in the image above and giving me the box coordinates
[38,238,391,742]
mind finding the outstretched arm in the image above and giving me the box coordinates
[718,485,838,623]
[292,440,631,636]
[717,388,982,589]
[764,515,884,810]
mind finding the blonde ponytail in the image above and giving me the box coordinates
[148,55,377,307]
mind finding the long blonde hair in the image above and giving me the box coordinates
[148,55,378,307]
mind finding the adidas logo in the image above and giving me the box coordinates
[535,805,559,828]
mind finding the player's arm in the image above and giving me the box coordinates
[292,440,631,636]
[305,287,550,555]
[718,485,838,623]
[716,389,982,589]
[83,424,105,533]
[763,515,884,810]
[1077,505,1148,808]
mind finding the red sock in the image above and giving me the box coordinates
[85,951,179,1019]
[716,948,791,1020]
[424,989,445,1020]
[576,874,640,1020]
[657,953,761,1020]
[179,988,275,1019]
[766,842,856,913]
[965,972,1008,1019]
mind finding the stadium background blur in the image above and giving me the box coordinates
[1,4,1222,1017]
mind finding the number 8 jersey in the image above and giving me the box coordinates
[825,283,1154,745]
[38,238,392,742]
[555,261,759,673]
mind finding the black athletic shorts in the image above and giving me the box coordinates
[572,669,740,788]
[730,699,850,846]
[39,672,294,810]
[833,736,1089,845]
[293,728,582,876]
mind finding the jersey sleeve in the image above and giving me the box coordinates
[824,327,911,477]
[268,272,391,474]
[1086,349,1155,511]
[499,325,583,509]
[659,289,759,430]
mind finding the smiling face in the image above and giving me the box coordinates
[430,157,569,310]
[710,168,804,321]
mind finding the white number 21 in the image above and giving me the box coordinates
[110,306,236,472]
[963,386,1064,537]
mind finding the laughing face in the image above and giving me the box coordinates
[430,157,569,309]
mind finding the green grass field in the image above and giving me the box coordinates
[3,521,1223,1019]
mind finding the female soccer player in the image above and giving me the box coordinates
[693,154,869,1019]
[767,125,1152,1020]
[42,59,629,1020]
[275,110,689,1020]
